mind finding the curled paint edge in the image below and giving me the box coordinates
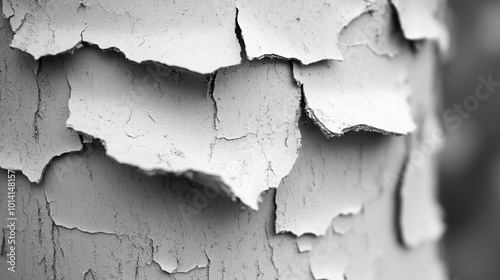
[303,96,416,139]
[390,0,450,54]
[67,122,268,210]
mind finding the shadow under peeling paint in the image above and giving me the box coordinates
[0,126,447,279]
[0,15,82,183]
[0,0,450,278]
[63,46,302,210]
[276,119,409,237]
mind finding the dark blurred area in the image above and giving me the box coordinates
[439,0,500,279]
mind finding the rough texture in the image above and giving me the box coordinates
[236,0,367,63]
[0,129,445,280]
[294,45,416,137]
[306,173,447,280]
[0,0,448,279]
[4,0,447,73]
[4,0,241,74]
[291,2,417,137]
[276,123,406,236]
[64,48,301,209]
[1,147,282,279]
[0,16,82,182]
[5,0,375,73]
[342,0,407,57]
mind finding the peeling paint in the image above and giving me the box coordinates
[0,0,448,278]
[16,145,282,278]
[399,152,445,248]
[276,120,407,236]
[399,42,445,248]
[306,172,447,280]
[294,44,415,137]
[4,0,241,74]
[341,0,407,57]
[3,0,371,73]
[297,234,316,253]
[236,0,367,63]
[0,16,82,182]
[211,59,301,209]
[0,133,446,279]
[64,47,300,209]
[2,0,439,74]
[391,0,449,52]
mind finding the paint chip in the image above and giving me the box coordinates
[5,0,241,74]
[294,45,416,137]
[391,0,449,52]
[236,0,367,63]
[64,48,300,209]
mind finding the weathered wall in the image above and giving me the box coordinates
[0,0,449,279]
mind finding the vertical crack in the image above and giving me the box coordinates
[207,72,218,130]
[207,72,218,163]
[34,78,43,142]
[393,136,413,247]
[43,190,58,279]
[235,8,248,62]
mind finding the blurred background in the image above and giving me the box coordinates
[439,0,500,279]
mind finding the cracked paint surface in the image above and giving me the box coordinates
[294,44,416,137]
[235,0,367,63]
[2,146,284,278]
[64,48,301,209]
[276,122,407,236]
[305,168,447,280]
[3,0,241,74]
[343,0,407,57]
[0,126,447,280]
[0,134,445,279]
[0,0,448,278]
[3,0,441,73]
[0,16,82,182]
[3,0,371,73]
[288,1,417,137]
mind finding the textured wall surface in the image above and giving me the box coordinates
[0,0,449,279]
